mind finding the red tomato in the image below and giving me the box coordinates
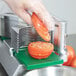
[28,41,54,59]
[70,56,76,68]
[31,12,51,41]
[63,45,75,66]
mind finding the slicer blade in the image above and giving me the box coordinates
[11,25,45,52]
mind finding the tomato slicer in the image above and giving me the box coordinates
[0,14,67,76]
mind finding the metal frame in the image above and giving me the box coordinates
[0,13,68,76]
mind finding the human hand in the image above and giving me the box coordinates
[4,0,55,31]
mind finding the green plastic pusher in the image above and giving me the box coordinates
[13,21,67,70]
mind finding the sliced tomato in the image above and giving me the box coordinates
[31,12,51,41]
[63,45,75,66]
[70,56,76,68]
[28,41,54,59]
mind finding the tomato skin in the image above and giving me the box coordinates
[31,12,51,41]
[29,53,51,59]
[70,56,76,68]
[63,45,75,66]
[28,41,54,59]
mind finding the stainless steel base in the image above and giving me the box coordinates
[0,40,26,76]
[0,63,8,76]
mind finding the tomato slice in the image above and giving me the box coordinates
[63,45,75,66]
[28,41,54,59]
[70,56,76,68]
[31,12,51,41]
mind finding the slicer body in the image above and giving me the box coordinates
[0,14,67,76]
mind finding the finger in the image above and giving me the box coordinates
[31,2,55,31]
[16,9,32,25]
